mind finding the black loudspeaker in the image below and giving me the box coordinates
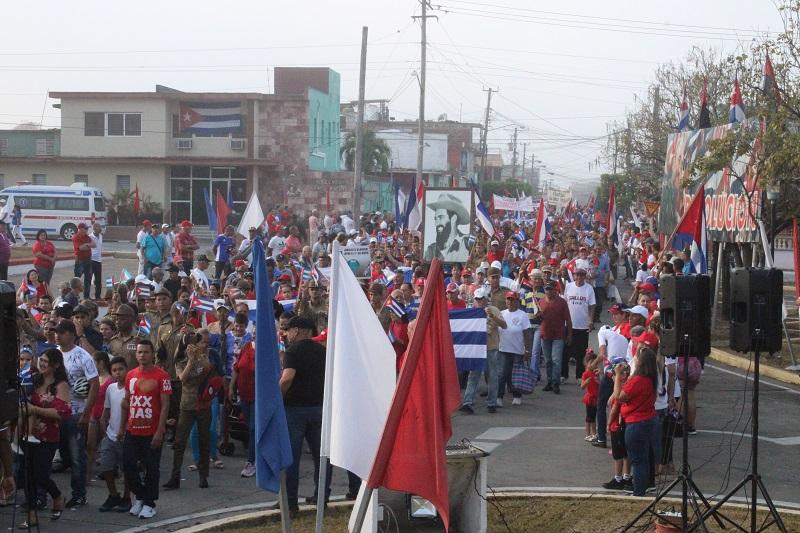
[0,281,19,425]
[659,274,711,359]
[729,268,783,354]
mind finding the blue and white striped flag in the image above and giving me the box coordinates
[450,308,488,371]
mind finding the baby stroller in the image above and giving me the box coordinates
[218,400,250,456]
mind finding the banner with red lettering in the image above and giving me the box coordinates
[492,194,536,212]
[659,121,762,243]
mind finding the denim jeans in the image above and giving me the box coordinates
[123,433,163,506]
[530,327,542,382]
[74,259,92,299]
[191,396,220,463]
[595,374,614,443]
[499,351,523,399]
[541,338,565,386]
[239,400,256,464]
[624,416,661,496]
[63,413,87,499]
[462,349,501,407]
[285,405,330,508]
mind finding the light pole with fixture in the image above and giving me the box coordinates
[766,182,780,261]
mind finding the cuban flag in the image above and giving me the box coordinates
[394,181,409,230]
[180,101,243,135]
[405,177,425,232]
[673,186,707,274]
[135,283,152,299]
[473,187,495,237]
[729,79,746,124]
[677,89,690,132]
[762,53,781,103]
[190,294,215,314]
[20,280,37,300]
[120,268,133,282]
[532,197,547,246]
[449,308,488,371]
[384,296,406,318]
[105,277,115,289]
[138,315,151,336]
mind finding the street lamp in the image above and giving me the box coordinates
[766,182,780,261]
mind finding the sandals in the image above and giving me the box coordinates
[19,521,38,530]
[188,464,198,471]
[213,459,224,469]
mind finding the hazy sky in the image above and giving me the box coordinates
[0,1,783,185]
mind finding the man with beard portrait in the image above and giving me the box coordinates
[423,192,471,262]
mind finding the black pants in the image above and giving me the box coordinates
[74,259,92,299]
[214,261,231,280]
[596,373,613,443]
[499,351,522,399]
[89,260,102,299]
[0,263,7,281]
[563,329,588,380]
[593,286,605,322]
[123,433,162,507]
[182,260,193,275]
[23,442,61,504]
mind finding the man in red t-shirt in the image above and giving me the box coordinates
[72,222,94,298]
[121,339,171,519]
[446,282,466,309]
[174,221,198,275]
[536,282,572,394]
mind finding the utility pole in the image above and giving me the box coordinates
[412,1,434,189]
[510,127,518,180]
[521,142,528,180]
[352,26,368,222]
[479,87,494,185]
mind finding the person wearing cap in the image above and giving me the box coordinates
[537,281,572,394]
[140,223,167,278]
[108,304,144,370]
[520,268,546,383]
[446,282,466,310]
[593,315,632,448]
[295,279,329,333]
[55,318,100,507]
[72,222,94,299]
[460,287,507,414]
[279,315,329,514]
[562,267,596,383]
[160,223,174,255]
[498,291,532,406]
[487,239,503,264]
[136,220,153,276]
[423,193,471,262]
[175,221,199,275]
[311,232,329,262]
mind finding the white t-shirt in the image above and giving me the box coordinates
[61,345,99,415]
[635,269,649,284]
[564,282,596,330]
[341,215,355,234]
[655,366,669,410]
[136,230,148,260]
[498,308,531,355]
[665,356,681,399]
[90,232,103,262]
[267,235,287,257]
[597,325,629,364]
[104,382,126,441]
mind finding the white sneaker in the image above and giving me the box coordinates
[496,398,503,407]
[241,462,256,478]
[130,499,144,516]
[138,504,156,519]
[512,398,522,406]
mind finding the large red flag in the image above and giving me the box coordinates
[132,185,141,217]
[215,189,232,234]
[366,258,461,531]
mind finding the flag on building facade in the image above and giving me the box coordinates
[677,88,690,131]
[699,80,712,129]
[251,238,293,493]
[729,78,747,124]
[179,101,243,135]
[673,186,707,274]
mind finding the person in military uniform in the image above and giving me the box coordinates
[108,304,144,369]
[423,192,472,262]
[294,279,329,333]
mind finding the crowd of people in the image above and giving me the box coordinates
[0,198,705,527]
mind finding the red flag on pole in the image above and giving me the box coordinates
[793,218,800,297]
[215,189,232,234]
[366,258,461,531]
[133,185,141,217]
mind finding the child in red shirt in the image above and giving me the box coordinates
[581,350,599,441]
[601,364,632,491]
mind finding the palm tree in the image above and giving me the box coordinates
[340,130,391,174]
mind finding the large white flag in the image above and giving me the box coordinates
[322,251,396,477]
[236,191,264,238]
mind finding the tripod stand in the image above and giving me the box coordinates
[692,328,787,532]
[623,332,723,532]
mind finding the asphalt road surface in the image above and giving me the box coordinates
[2,259,799,532]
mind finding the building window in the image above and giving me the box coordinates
[74,174,89,185]
[32,174,47,185]
[85,112,105,136]
[0,138,8,156]
[116,175,130,193]
[107,113,142,136]
[35,138,56,156]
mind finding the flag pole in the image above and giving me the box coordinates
[315,240,342,533]
[279,471,292,533]
[351,487,375,533]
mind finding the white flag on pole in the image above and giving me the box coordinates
[236,191,265,238]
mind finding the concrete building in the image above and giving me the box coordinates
[0,67,350,225]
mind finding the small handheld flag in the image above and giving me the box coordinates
[135,283,151,299]
[138,315,151,336]
[384,296,407,319]
[677,88,690,132]
[190,294,215,314]
[120,268,133,282]
[105,277,115,289]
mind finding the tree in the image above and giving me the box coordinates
[595,174,636,216]
[340,130,391,174]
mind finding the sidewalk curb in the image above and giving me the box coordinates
[710,347,800,385]
[8,250,115,267]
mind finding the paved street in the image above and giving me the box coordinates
[2,258,800,532]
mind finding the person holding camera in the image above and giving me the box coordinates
[163,333,215,490]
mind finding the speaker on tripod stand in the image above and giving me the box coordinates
[0,281,19,425]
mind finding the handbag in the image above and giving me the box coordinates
[511,361,535,395]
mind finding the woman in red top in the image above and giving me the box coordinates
[614,346,660,496]
[229,340,256,476]
[21,348,70,527]
[18,269,49,305]
[31,230,56,285]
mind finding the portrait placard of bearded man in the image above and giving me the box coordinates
[423,192,471,262]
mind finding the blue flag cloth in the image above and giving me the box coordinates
[203,187,217,232]
[252,238,293,493]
